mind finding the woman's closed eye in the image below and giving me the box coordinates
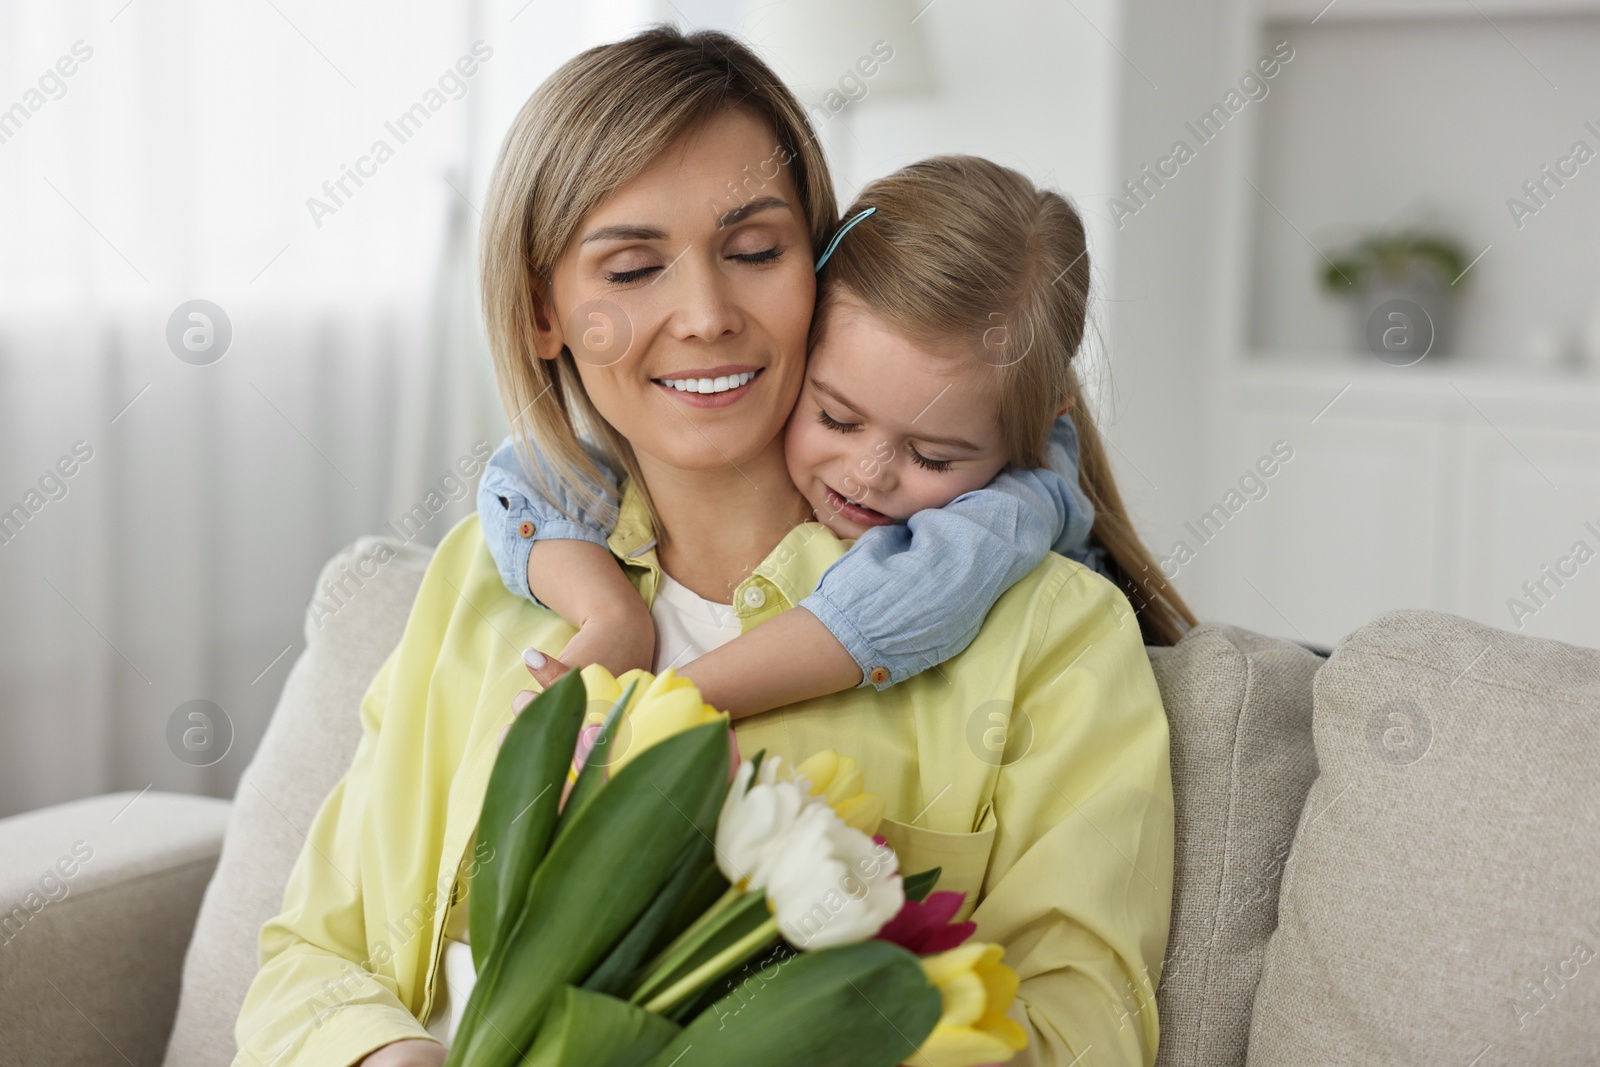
[606,263,661,284]
[604,246,785,286]
[731,246,783,266]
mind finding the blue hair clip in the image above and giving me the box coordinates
[814,207,876,272]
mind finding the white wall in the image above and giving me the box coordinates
[1097,0,1235,625]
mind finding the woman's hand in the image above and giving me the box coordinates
[500,648,577,747]
[359,1039,446,1067]
[508,646,574,724]
[521,645,573,689]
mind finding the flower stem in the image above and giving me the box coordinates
[648,883,742,971]
[628,889,770,1004]
[641,916,781,1015]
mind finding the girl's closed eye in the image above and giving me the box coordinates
[816,408,860,433]
[816,407,952,471]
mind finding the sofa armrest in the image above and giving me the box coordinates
[0,790,231,1067]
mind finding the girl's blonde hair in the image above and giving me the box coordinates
[480,26,838,531]
[815,156,1197,645]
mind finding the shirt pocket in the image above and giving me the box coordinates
[876,805,998,923]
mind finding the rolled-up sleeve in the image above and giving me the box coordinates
[476,435,619,606]
[799,465,1068,689]
[972,567,1175,1067]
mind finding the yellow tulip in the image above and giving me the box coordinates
[577,664,653,710]
[907,942,1027,1067]
[577,665,725,772]
[793,749,886,835]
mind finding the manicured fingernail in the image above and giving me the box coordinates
[512,690,535,713]
[523,648,547,669]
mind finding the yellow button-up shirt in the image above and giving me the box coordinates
[236,483,1174,1067]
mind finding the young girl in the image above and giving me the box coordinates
[478,158,1195,716]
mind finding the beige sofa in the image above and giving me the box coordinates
[3,536,1596,1066]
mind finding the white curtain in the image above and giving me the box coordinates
[0,0,650,815]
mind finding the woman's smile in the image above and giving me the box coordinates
[651,365,765,408]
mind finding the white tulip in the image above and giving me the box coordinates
[715,757,811,887]
[716,754,904,949]
[761,803,904,949]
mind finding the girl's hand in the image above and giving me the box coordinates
[557,605,656,678]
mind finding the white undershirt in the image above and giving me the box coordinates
[424,571,742,1046]
[648,571,744,672]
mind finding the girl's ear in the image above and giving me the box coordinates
[1055,394,1075,418]
[529,277,566,362]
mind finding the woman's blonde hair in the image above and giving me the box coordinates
[480,26,838,531]
[814,156,1197,645]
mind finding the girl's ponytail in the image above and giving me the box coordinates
[1066,378,1197,645]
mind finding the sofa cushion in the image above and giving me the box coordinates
[1144,624,1323,1067]
[1247,610,1600,1065]
[162,537,431,1067]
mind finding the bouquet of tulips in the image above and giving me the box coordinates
[443,665,1027,1067]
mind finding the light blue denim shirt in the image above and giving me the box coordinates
[475,416,1106,689]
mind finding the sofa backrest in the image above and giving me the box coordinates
[1145,626,1323,1067]
[162,537,431,1067]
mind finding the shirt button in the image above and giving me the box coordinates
[869,666,890,685]
[518,521,536,538]
[742,585,767,609]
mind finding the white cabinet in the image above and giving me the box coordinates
[1194,360,1600,648]
[1455,425,1600,648]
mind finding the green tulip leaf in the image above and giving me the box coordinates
[447,720,731,1067]
[519,986,680,1067]
[902,866,943,904]
[639,940,941,1067]
[556,678,638,840]
[468,669,587,969]
[583,834,717,998]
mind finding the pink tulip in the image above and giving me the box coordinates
[875,891,976,956]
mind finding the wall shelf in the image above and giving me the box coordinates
[1256,0,1600,22]
[1238,349,1600,402]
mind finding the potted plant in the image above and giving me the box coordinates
[1320,230,1470,361]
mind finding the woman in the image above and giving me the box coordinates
[234,27,1174,1067]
